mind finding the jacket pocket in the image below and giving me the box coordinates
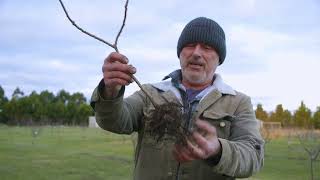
[201,110,234,139]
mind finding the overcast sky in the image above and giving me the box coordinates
[1,0,320,111]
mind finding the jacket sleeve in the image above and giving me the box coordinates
[212,95,264,178]
[90,80,146,134]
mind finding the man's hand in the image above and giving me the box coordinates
[173,119,221,163]
[102,52,136,98]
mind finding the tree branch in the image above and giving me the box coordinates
[297,133,312,155]
[314,147,320,160]
[58,0,116,49]
[58,0,158,108]
[114,0,129,51]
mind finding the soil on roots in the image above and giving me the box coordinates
[146,102,191,145]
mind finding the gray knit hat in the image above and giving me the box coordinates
[177,17,226,65]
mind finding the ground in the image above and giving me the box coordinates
[0,125,319,180]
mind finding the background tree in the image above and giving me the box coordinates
[12,87,24,100]
[312,106,320,129]
[255,103,269,121]
[0,85,7,103]
[282,109,292,127]
[0,85,9,123]
[268,104,292,127]
[28,91,42,123]
[269,104,284,123]
[0,86,93,126]
[56,90,70,105]
[77,103,92,126]
[293,101,312,128]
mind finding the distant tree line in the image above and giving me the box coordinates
[255,102,320,129]
[0,85,93,126]
[1,84,320,128]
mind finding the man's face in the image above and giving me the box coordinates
[179,43,219,89]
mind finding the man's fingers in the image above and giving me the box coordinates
[103,63,136,74]
[179,146,196,162]
[173,145,185,162]
[105,52,129,64]
[102,53,136,88]
[195,119,217,136]
[104,78,131,87]
[104,71,134,83]
[188,120,222,159]
[173,144,196,163]
[192,131,210,151]
[187,140,206,159]
[100,52,134,97]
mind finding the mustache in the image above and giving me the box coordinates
[188,57,205,66]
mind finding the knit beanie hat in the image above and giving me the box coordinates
[177,17,226,65]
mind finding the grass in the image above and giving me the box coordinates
[0,125,319,180]
[250,139,320,180]
[0,125,134,180]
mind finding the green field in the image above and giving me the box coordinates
[0,125,319,180]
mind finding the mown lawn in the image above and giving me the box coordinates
[0,125,319,180]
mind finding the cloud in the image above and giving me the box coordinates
[0,52,101,100]
[228,25,294,57]
[1,0,320,113]
[230,0,256,17]
[216,22,320,111]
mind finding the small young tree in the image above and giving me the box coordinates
[297,130,320,180]
[58,1,186,179]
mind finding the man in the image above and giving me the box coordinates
[91,17,264,180]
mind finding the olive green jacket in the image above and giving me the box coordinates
[90,74,264,180]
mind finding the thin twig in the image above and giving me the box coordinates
[114,0,129,51]
[315,147,320,160]
[58,0,116,49]
[131,76,157,107]
[58,0,158,108]
[297,133,312,155]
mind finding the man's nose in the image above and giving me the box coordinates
[192,44,202,57]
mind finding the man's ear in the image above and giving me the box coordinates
[217,57,221,65]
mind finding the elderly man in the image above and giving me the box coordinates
[90,17,264,180]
